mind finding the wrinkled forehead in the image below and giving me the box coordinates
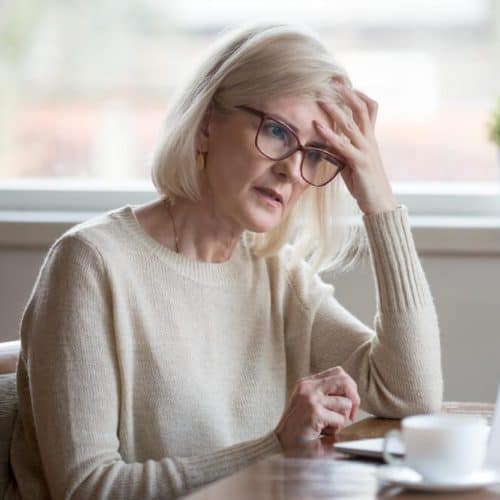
[255,94,338,136]
[255,87,338,109]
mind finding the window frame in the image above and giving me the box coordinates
[2,180,500,255]
[1,180,500,217]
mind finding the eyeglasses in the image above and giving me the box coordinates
[236,105,346,187]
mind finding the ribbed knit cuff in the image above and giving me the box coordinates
[174,431,282,492]
[362,205,429,312]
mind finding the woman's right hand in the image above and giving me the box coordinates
[274,366,360,450]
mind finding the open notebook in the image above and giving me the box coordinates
[334,387,500,464]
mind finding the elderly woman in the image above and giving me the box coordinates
[7,23,442,499]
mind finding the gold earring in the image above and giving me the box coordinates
[196,152,205,171]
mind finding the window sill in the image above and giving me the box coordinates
[2,210,500,255]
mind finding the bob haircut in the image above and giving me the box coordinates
[151,23,366,274]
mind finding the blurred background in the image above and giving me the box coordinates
[0,0,499,187]
[1,0,500,403]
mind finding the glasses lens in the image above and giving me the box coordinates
[302,149,343,186]
[256,118,298,159]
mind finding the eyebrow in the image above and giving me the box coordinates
[269,112,299,133]
[269,112,330,150]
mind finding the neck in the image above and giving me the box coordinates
[166,196,243,263]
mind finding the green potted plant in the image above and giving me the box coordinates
[487,98,500,164]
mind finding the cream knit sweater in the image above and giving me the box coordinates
[7,205,442,499]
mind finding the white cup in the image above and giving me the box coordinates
[383,414,490,483]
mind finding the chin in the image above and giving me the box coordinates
[244,210,284,233]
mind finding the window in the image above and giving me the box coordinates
[0,0,499,214]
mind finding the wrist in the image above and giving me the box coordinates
[361,200,399,216]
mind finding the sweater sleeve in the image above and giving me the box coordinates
[306,206,443,418]
[19,235,281,500]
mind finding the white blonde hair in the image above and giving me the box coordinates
[151,22,366,274]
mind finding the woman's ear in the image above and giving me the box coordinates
[197,102,214,152]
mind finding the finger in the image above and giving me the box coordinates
[322,394,353,420]
[318,372,360,415]
[317,405,346,431]
[350,394,360,421]
[314,121,363,167]
[317,100,365,150]
[344,383,361,421]
[309,367,360,416]
[351,404,359,422]
[353,89,378,127]
[317,371,353,396]
[332,82,372,134]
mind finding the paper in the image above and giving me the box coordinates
[485,386,500,470]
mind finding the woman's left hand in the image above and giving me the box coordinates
[314,81,398,216]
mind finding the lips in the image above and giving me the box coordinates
[254,186,283,204]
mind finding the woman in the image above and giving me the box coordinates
[7,23,442,499]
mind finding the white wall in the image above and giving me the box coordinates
[329,254,500,404]
[1,238,500,403]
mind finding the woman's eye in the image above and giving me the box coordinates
[263,120,290,143]
[306,150,322,164]
[269,124,286,139]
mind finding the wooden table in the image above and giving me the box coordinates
[186,403,499,499]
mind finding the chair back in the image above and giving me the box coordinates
[0,341,20,499]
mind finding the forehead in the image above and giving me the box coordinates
[258,95,329,135]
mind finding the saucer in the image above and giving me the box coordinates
[377,466,500,492]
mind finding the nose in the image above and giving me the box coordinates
[271,150,304,183]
